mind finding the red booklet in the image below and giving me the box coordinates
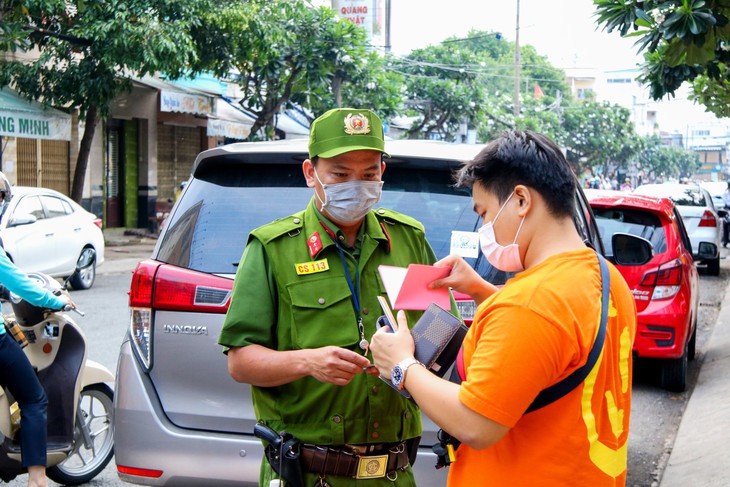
[377,264,451,311]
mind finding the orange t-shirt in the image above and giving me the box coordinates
[448,248,636,486]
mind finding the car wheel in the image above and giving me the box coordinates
[688,322,697,362]
[660,348,688,392]
[69,249,96,290]
[706,256,720,276]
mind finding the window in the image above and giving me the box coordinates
[593,208,667,255]
[42,196,72,218]
[14,195,45,220]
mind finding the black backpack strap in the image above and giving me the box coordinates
[525,253,610,413]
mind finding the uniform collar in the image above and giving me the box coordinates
[302,198,390,259]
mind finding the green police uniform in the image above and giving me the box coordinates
[220,198,439,486]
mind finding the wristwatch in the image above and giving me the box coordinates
[391,358,422,390]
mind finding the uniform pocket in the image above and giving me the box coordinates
[287,277,359,349]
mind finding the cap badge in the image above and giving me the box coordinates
[344,113,371,135]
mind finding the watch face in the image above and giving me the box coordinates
[392,366,404,387]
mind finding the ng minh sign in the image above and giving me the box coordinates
[0,112,72,141]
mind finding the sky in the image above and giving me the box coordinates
[388,0,643,71]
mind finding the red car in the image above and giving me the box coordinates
[587,190,700,392]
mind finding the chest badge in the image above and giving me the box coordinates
[307,231,323,258]
[295,259,330,276]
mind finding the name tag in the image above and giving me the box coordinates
[295,259,330,275]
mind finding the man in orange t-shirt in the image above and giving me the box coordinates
[370,130,637,485]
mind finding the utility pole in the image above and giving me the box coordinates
[385,0,391,53]
[513,0,521,118]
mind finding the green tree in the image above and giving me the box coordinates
[561,100,643,175]
[638,135,701,179]
[594,0,730,116]
[394,43,485,140]
[193,0,379,139]
[0,0,206,202]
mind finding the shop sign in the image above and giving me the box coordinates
[0,110,71,141]
[160,90,213,116]
[207,119,251,140]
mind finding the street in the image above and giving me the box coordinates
[4,244,730,487]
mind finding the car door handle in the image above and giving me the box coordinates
[45,233,54,237]
[73,227,82,232]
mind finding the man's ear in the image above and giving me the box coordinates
[303,159,316,188]
[514,185,531,217]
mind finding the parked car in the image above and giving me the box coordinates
[0,186,104,289]
[114,139,649,486]
[633,183,721,275]
[587,190,699,391]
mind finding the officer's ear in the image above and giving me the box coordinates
[303,159,316,189]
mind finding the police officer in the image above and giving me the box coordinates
[219,108,442,486]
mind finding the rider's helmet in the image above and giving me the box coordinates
[0,171,11,215]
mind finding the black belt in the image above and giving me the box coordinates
[300,442,410,480]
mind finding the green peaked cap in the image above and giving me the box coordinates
[308,108,389,159]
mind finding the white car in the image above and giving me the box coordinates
[634,183,721,275]
[0,186,105,289]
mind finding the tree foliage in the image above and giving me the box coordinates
[594,0,730,116]
[637,134,701,179]
[561,100,643,175]
[0,0,207,201]
[192,0,391,139]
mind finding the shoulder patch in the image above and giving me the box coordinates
[250,211,306,245]
[373,207,425,232]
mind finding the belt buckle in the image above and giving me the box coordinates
[355,454,388,479]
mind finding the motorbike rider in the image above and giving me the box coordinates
[0,172,74,487]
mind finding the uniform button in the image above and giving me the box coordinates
[318,298,326,305]
[378,209,385,214]
[372,386,379,393]
[372,432,380,439]
[405,411,411,419]
[338,235,345,242]
[362,307,369,315]
[293,218,301,224]
[373,422,379,429]
[332,415,341,424]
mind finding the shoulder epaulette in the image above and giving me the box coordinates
[373,207,425,232]
[249,211,306,245]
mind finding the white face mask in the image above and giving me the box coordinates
[314,168,383,224]
[478,192,526,272]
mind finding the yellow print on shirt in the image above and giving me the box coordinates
[581,295,631,478]
[295,259,330,275]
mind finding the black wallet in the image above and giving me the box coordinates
[377,302,467,399]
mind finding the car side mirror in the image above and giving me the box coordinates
[8,213,37,227]
[611,233,653,266]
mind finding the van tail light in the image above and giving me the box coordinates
[698,210,718,227]
[117,465,163,479]
[128,260,161,372]
[640,258,682,300]
[127,260,233,372]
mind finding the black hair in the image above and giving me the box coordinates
[454,130,576,218]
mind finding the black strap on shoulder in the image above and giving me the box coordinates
[524,253,610,413]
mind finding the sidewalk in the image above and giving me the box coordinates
[100,228,157,275]
[659,279,730,486]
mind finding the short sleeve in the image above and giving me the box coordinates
[218,238,277,351]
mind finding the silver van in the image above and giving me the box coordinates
[113,138,606,485]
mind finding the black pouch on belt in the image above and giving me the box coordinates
[254,423,305,487]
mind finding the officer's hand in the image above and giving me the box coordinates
[370,311,415,380]
[309,346,370,386]
[430,254,498,305]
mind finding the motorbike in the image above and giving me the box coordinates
[0,252,115,485]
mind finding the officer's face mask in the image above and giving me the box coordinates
[313,167,383,224]
[478,191,526,273]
